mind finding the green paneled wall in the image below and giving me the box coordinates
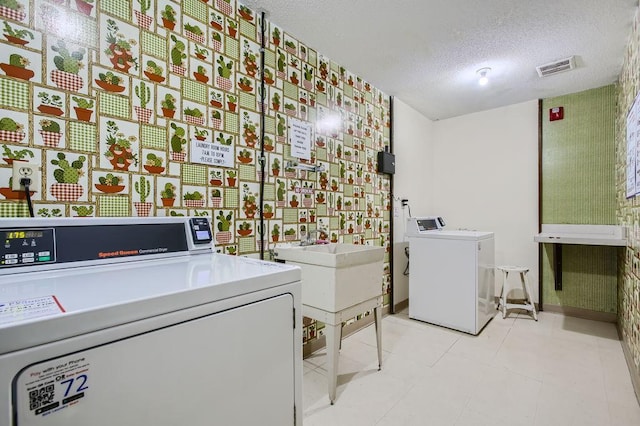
[541,85,617,312]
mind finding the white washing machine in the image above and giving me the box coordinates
[0,217,302,426]
[407,218,495,335]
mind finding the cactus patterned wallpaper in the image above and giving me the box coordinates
[0,0,392,344]
[617,7,640,388]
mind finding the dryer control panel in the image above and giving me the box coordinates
[406,217,446,237]
[0,228,55,267]
[0,217,213,273]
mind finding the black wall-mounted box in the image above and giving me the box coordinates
[377,151,395,175]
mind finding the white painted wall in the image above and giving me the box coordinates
[392,99,539,305]
[431,100,540,299]
[392,98,435,305]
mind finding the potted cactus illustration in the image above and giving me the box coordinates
[3,21,33,45]
[215,210,232,244]
[276,179,285,207]
[226,170,236,186]
[37,92,64,116]
[161,94,176,118]
[210,91,223,108]
[94,172,124,193]
[227,94,237,112]
[238,76,252,92]
[0,0,26,21]
[227,20,237,37]
[216,132,232,146]
[262,203,274,219]
[193,65,209,83]
[242,112,257,147]
[143,152,164,174]
[0,53,33,80]
[284,228,296,241]
[263,68,274,85]
[216,56,233,91]
[210,12,223,31]
[211,110,222,129]
[0,117,24,143]
[195,45,208,60]
[194,127,208,141]
[209,170,223,186]
[37,208,62,217]
[271,26,280,46]
[271,223,280,242]
[38,119,62,147]
[289,194,299,208]
[262,135,274,152]
[134,81,152,123]
[160,182,176,207]
[133,175,153,216]
[1,143,32,165]
[72,205,94,217]
[184,22,204,43]
[75,0,93,16]
[71,96,94,122]
[271,157,280,176]
[184,107,204,125]
[144,60,165,83]
[184,191,204,207]
[237,221,252,237]
[50,152,86,201]
[94,71,125,92]
[104,120,138,171]
[170,123,187,161]
[238,4,252,20]
[271,92,281,111]
[160,5,176,30]
[241,184,257,218]
[170,35,186,75]
[104,19,138,73]
[242,40,257,76]
[211,188,221,207]
[134,0,153,29]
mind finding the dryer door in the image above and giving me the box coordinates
[12,294,295,426]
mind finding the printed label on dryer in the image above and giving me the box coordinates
[18,355,91,419]
[0,295,65,325]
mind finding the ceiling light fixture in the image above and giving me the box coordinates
[476,67,491,86]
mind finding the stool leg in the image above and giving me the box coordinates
[374,305,382,371]
[520,271,538,321]
[498,272,504,311]
[501,271,509,319]
[325,323,341,404]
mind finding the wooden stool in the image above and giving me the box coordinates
[497,266,537,321]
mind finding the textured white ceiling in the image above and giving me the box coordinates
[242,0,638,120]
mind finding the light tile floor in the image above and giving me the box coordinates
[302,309,640,426]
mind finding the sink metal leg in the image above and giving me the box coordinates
[374,305,382,370]
[325,323,341,405]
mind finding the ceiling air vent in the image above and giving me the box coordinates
[536,56,576,77]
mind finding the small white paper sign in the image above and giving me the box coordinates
[0,295,65,325]
[190,139,234,167]
[289,118,312,160]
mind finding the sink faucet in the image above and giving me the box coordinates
[301,228,328,246]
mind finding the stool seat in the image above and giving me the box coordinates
[497,265,537,321]
[497,265,529,273]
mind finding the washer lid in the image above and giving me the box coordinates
[408,230,494,240]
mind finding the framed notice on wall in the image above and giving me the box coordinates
[627,92,640,198]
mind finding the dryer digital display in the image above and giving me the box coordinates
[0,228,55,267]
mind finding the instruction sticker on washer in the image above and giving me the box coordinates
[0,295,65,325]
[16,355,90,420]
